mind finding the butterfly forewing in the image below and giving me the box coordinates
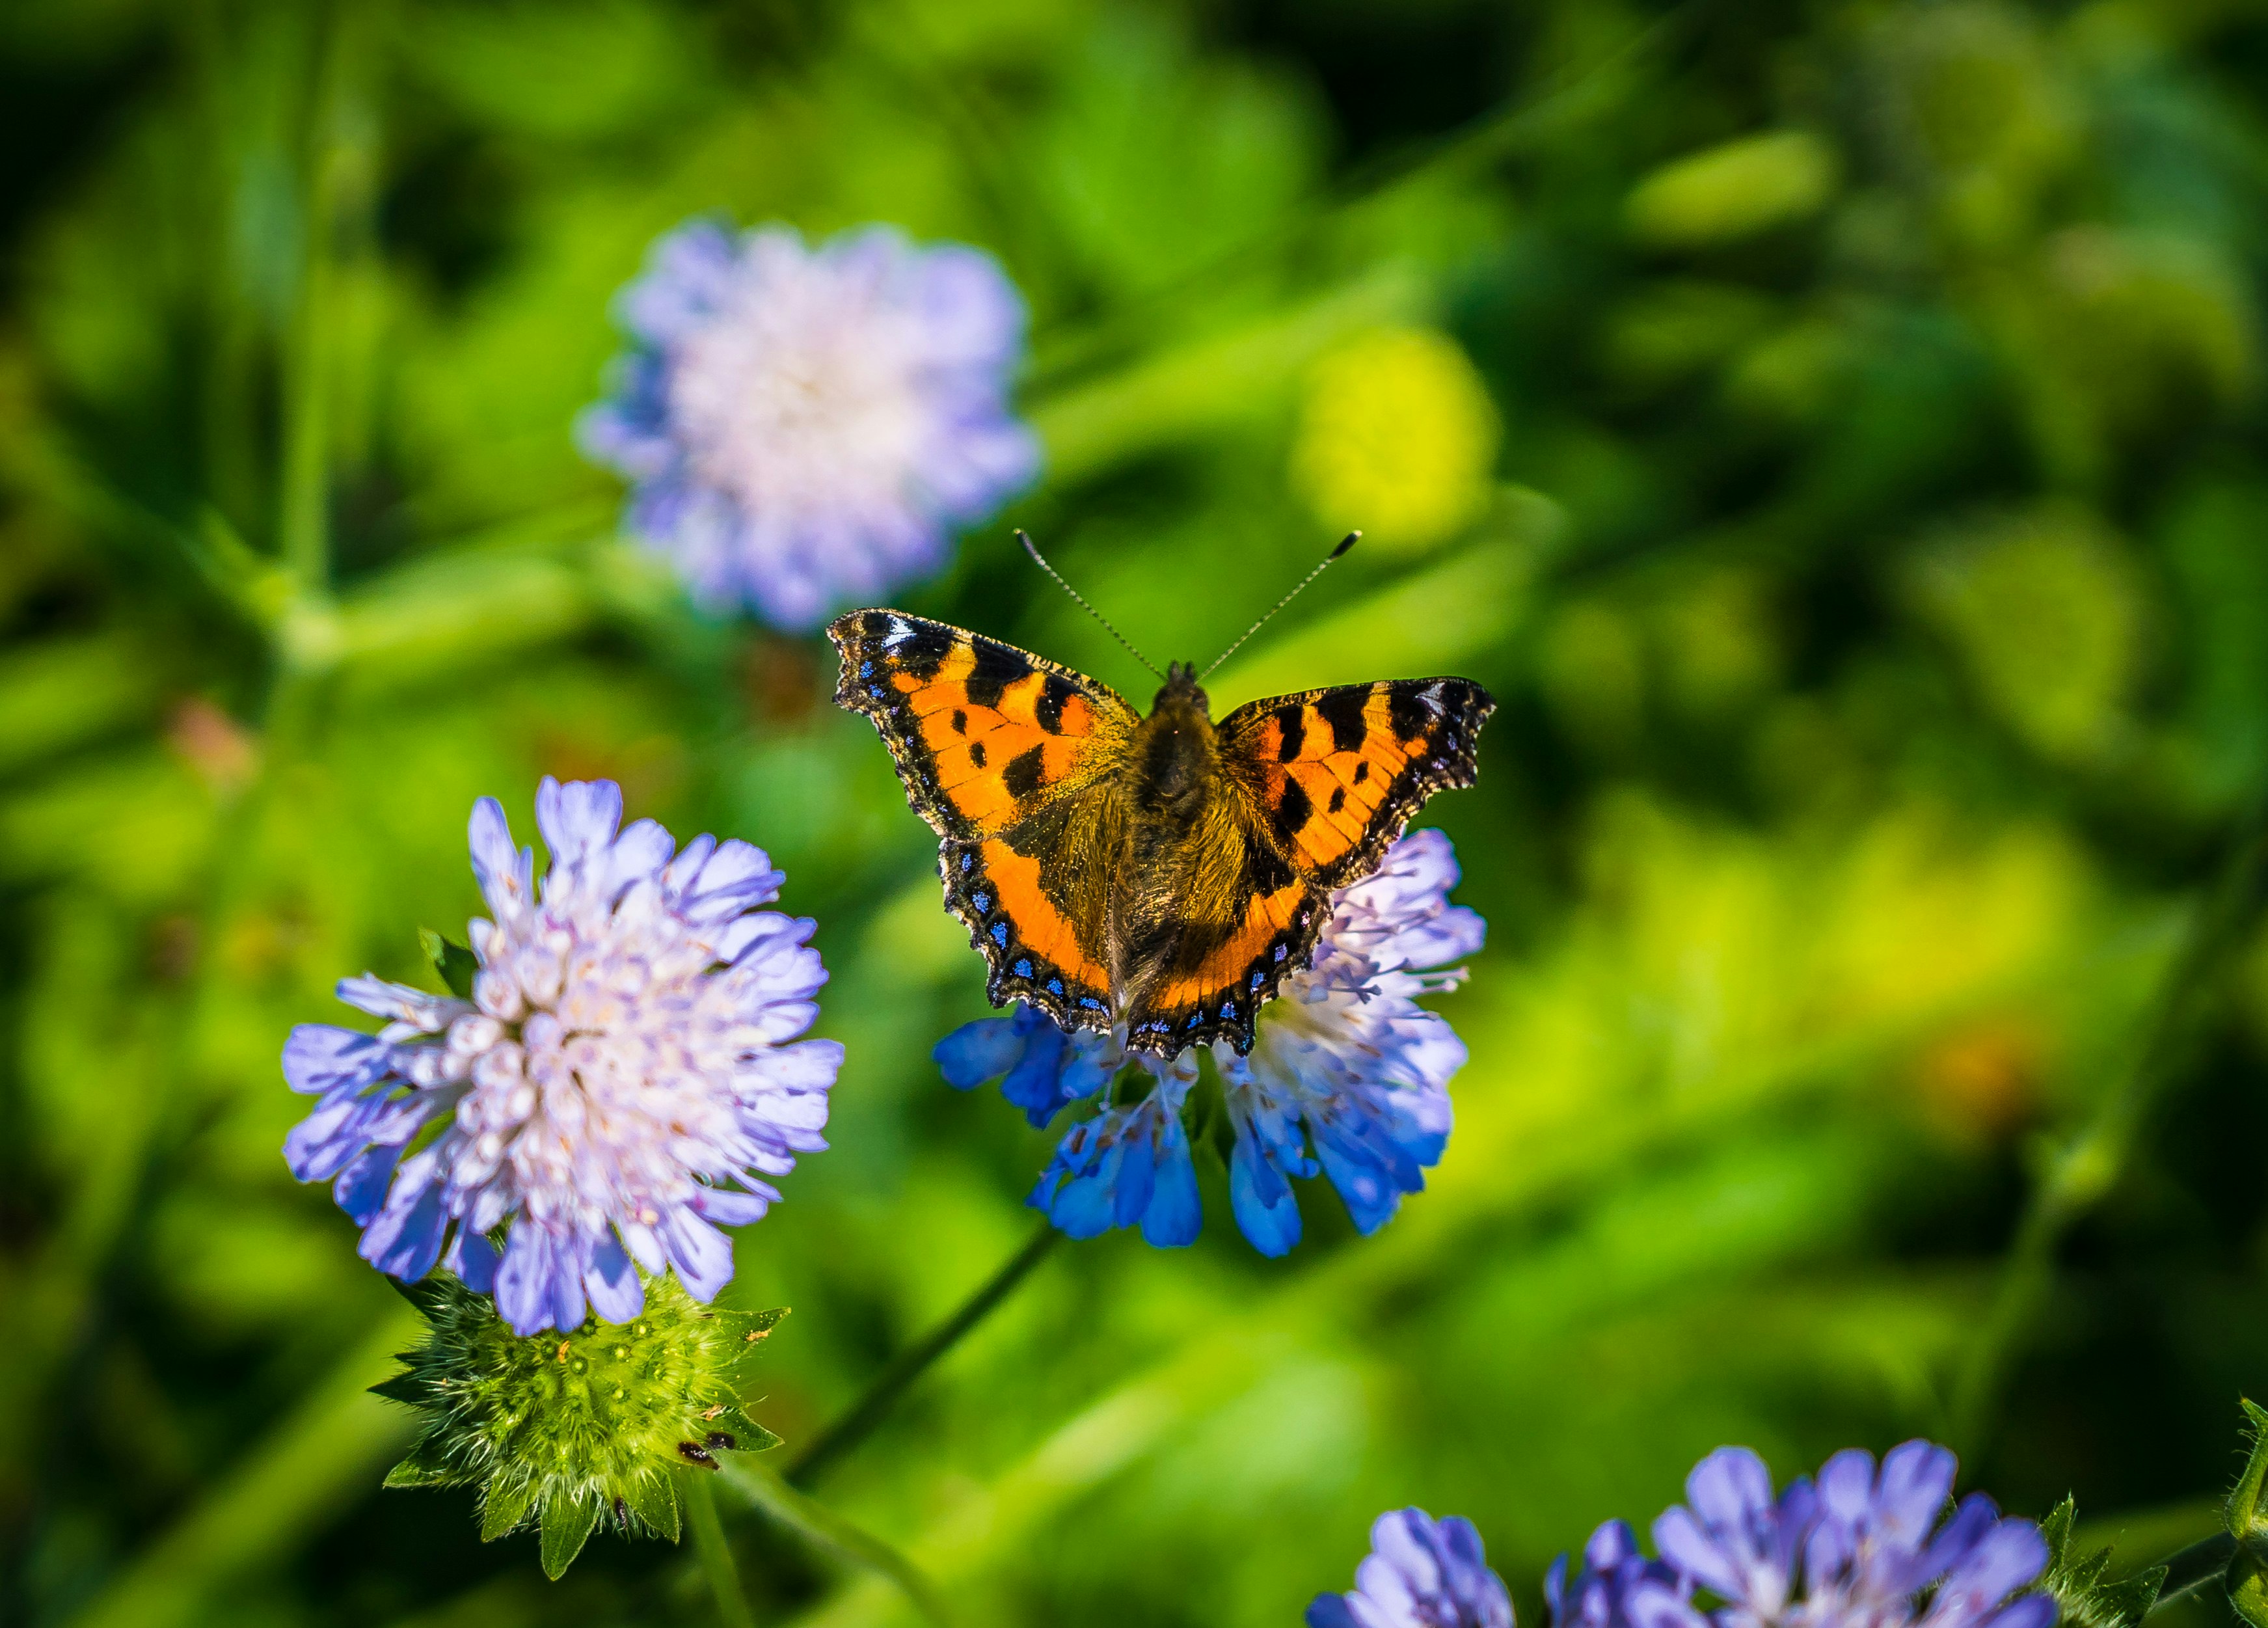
[1216,677,1495,891]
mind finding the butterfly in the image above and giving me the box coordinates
[827,608,1494,1057]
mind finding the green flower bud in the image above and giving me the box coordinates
[373,1269,786,1578]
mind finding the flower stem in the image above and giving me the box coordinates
[786,1220,1062,1489]
[684,1471,755,1628]
[1952,798,2268,1458]
[723,1458,955,1627]
[2152,1531,2237,1611]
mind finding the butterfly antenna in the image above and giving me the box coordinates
[1199,532,1359,681]
[1018,529,1165,680]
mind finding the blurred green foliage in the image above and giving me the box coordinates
[5,1,2268,1627]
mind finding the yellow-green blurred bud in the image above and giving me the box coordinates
[1625,131,1839,248]
[375,1271,786,1578]
[1288,326,1500,555]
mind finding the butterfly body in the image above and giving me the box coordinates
[829,610,1493,1056]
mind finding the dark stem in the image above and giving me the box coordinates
[785,1220,1063,1489]
[2152,1531,2237,1611]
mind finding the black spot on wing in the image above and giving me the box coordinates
[1353,760,1370,784]
[951,709,967,735]
[1328,785,1346,814]
[1271,775,1312,845]
[1387,686,1433,742]
[1316,688,1368,753]
[1035,672,1078,735]
[969,740,987,769]
[964,641,1033,709]
[898,623,954,678]
[1002,744,1047,799]
[1273,705,1306,762]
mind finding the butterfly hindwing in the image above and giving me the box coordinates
[828,609,1135,1033]
[939,798,1123,1032]
[1217,677,1494,891]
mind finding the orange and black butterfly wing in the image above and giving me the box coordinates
[828,609,1137,1035]
[1217,677,1494,890]
[1118,675,1494,1056]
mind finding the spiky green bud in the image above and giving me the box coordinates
[373,1269,786,1578]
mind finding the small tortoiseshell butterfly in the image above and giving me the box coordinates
[827,544,1494,1057]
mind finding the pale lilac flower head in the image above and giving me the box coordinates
[932,828,1481,1253]
[578,219,1040,629]
[1645,1443,2053,1628]
[282,778,840,1335]
[1309,1508,1515,1628]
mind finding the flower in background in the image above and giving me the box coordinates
[1308,1507,1515,1628]
[1549,1519,1692,1628]
[578,219,1040,630]
[1655,1442,2053,1628]
[282,778,839,1336]
[934,829,1482,1255]
[1539,1440,2053,1628]
[1289,326,1501,556]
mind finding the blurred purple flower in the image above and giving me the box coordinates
[1308,1507,1515,1628]
[1549,1519,1699,1628]
[932,829,1482,1254]
[282,778,840,1335]
[578,219,1040,629]
[1539,1441,2053,1628]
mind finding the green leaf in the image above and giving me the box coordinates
[540,1496,602,1579]
[420,929,480,998]
[382,1456,455,1489]
[625,1471,681,1543]
[368,1372,427,1406]
[479,1482,534,1543]
[2040,1493,2167,1628]
[738,1421,785,1454]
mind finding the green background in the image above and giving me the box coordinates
[5,0,2267,1624]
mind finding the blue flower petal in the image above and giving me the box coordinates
[1230,1133,1301,1257]
[359,1181,448,1282]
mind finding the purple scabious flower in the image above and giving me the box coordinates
[578,219,1040,630]
[1645,1443,2054,1628]
[1549,1520,1702,1628]
[930,829,1481,1254]
[282,778,841,1335]
[1308,1507,1515,1628]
